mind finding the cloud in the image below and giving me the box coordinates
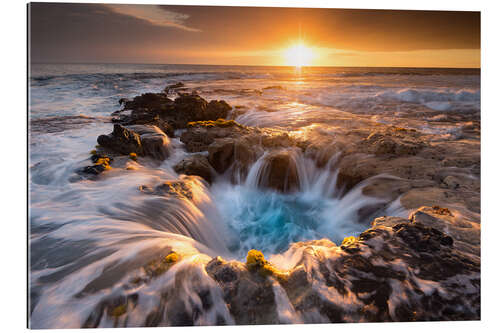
[104,4,200,32]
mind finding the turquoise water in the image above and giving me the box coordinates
[29,63,479,327]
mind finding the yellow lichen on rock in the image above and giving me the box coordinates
[245,249,288,282]
[143,251,181,278]
[246,249,266,270]
[95,157,112,170]
[341,236,357,248]
[187,118,243,128]
[165,252,179,263]
[432,205,453,216]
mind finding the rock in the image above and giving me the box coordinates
[206,100,232,120]
[140,178,196,200]
[75,152,114,179]
[118,98,130,106]
[79,164,108,176]
[126,125,170,160]
[205,256,241,283]
[112,91,232,132]
[180,127,215,153]
[409,206,480,256]
[400,187,453,210]
[233,137,259,176]
[360,127,424,157]
[180,120,249,153]
[187,119,243,129]
[82,210,480,327]
[371,216,409,228]
[143,251,180,278]
[97,124,143,156]
[208,138,235,174]
[261,132,294,149]
[170,95,231,128]
[97,124,170,160]
[113,110,175,138]
[163,82,185,94]
[171,94,208,127]
[335,153,379,192]
[368,137,422,156]
[173,154,215,184]
[257,150,300,192]
[202,215,479,324]
[205,256,280,325]
[122,92,173,111]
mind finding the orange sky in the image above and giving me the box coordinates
[29,4,480,68]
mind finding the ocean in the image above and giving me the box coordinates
[28,63,481,328]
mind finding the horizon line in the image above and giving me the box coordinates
[30,61,481,70]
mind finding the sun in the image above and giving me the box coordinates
[283,43,315,67]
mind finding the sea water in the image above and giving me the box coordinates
[29,63,480,327]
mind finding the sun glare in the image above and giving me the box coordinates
[283,43,315,67]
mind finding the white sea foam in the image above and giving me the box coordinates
[29,64,479,327]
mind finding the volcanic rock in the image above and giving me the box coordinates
[97,124,170,160]
[173,154,215,184]
[204,211,480,323]
[208,138,235,174]
[257,150,300,192]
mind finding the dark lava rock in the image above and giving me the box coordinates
[232,137,259,177]
[206,100,232,120]
[208,138,235,174]
[97,124,170,160]
[180,127,216,153]
[98,124,142,156]
[172,95,231,128]
[126,125,170,160]
[164,82,185,94]
[180,119,249,153]
[173,154,215,184]
[79,164,107,176]
[205,257,279,325]
[121,92,173,111]
[140,179,195,200]
[257,150,300,192]
[76,154,113,179]
[112,110,175,138]
[174,94,208,121]
[112,91,232,132]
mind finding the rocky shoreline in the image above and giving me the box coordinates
[77,83,480,326]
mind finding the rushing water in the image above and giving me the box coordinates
[29,63,480,328]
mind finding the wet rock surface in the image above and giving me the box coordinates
[97,124,170,160]
[139,177,198,200]
[202,208,479,324]
[78,207,480,327]
[257,150,301,192]
[208,138,236,174]
[75,84,480,326]
[173,154,215,184]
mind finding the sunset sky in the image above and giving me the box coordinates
[29,3,480,68]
